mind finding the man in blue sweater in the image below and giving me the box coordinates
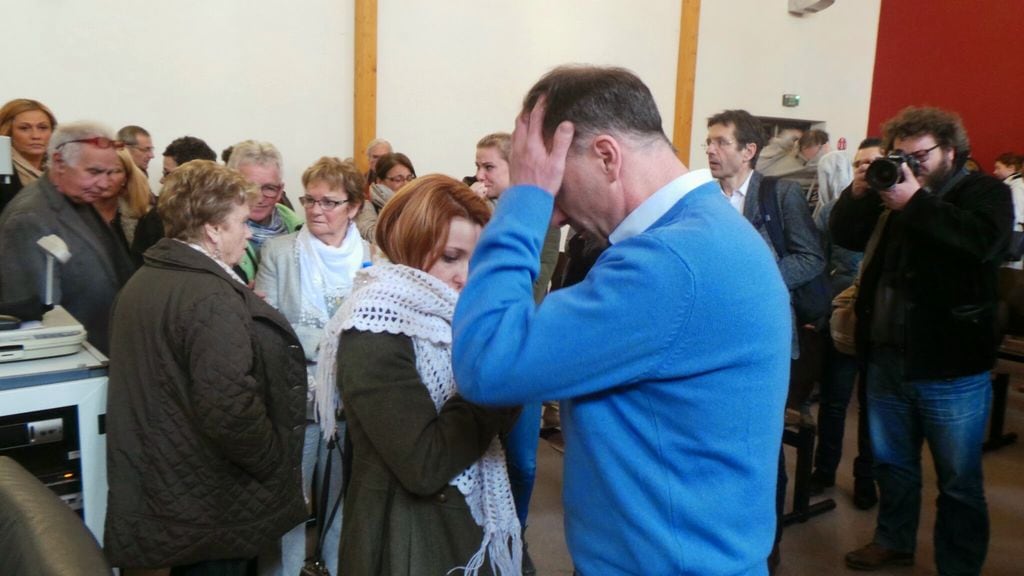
[452,65,792,575]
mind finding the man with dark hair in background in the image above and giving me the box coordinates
[117,125,155,175]
[453,65,791,575]
[811,137,883,511]
[706,109,827,573]
[130,135,219,264]
[832,107,1011,574]
[160,135,217,183]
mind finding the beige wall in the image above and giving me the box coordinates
[6,1,882,195]
[375,0,683,179]
[5,0,354,200]
[689,0,882,167]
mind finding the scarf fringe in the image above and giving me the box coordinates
[449,529,523,576]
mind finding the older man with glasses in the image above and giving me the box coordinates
[117,125,155,175]
[227,140,303,284]
[705,109,827,574]
[0,121,136,354]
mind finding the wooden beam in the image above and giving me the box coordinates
[354,0,378,173]
[672,0,701,165]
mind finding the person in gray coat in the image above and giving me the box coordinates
[0,121,134,355]
[706,109,827,574]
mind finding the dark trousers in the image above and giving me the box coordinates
[774,446,786,548]
[814,343,874,480]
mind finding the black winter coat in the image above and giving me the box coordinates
[830,170,1012,379]
[104,238,307,568]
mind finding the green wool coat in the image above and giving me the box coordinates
[336,329,519,576]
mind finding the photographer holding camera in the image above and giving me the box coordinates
[831,107,1012,575]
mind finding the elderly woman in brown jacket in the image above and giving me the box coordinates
[104,161,306,576]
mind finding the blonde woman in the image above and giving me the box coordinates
[0,98,57,212]
[93,149,152,251]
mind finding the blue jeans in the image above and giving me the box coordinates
[259,421,344,576]
[814,344,873,480]
[867,348,990,576]
[506,402,541,527]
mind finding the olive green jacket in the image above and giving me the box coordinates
[337,330,518,576]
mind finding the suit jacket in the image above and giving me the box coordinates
[743,171,826,290]
[0,175,129,354]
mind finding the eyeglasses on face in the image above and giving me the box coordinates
[128,144,155,154]
[299,196,348,210]
[386,174,416,184]
[701,138,736,151]
[56,137,125,151]
[259,183,285,198]
[904,144,941,163]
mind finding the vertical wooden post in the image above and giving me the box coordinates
[673,0,701,165]
[354,0,378,173]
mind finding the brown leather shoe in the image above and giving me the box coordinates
[845,543,914,570]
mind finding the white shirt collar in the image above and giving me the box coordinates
[720,170,754,214]
[608,169,714,245]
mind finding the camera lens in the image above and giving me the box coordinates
[866,158,901,190]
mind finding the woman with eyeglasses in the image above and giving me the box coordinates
[371,152,416,211]
[254,156,371,576]
[0,98,58,214]
[318,175,521,575]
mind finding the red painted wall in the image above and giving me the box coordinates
[868,1,1024,171]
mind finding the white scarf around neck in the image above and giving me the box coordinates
[315,263,522,576]
[296,222,365,329]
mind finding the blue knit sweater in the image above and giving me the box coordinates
[453,182,791,575]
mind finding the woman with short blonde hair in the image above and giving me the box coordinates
[105,160,307,574]
[254,156,371,576]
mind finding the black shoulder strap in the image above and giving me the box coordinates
[757,176,788,258]
[312,435,345,564]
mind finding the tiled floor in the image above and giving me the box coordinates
[526,386,1024,575]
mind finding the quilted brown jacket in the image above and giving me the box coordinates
[103,238,307,568]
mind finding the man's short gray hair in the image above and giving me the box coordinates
[117,125,150,145]
[365,138,392,157]
[48,121,115,167]
[227,139,283,176]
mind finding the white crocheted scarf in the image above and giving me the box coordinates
[315,263,522,575]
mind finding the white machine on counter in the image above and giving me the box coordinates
[0,235,86,362]
[0,306,87,362]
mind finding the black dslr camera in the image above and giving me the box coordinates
[865,150,921,190]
